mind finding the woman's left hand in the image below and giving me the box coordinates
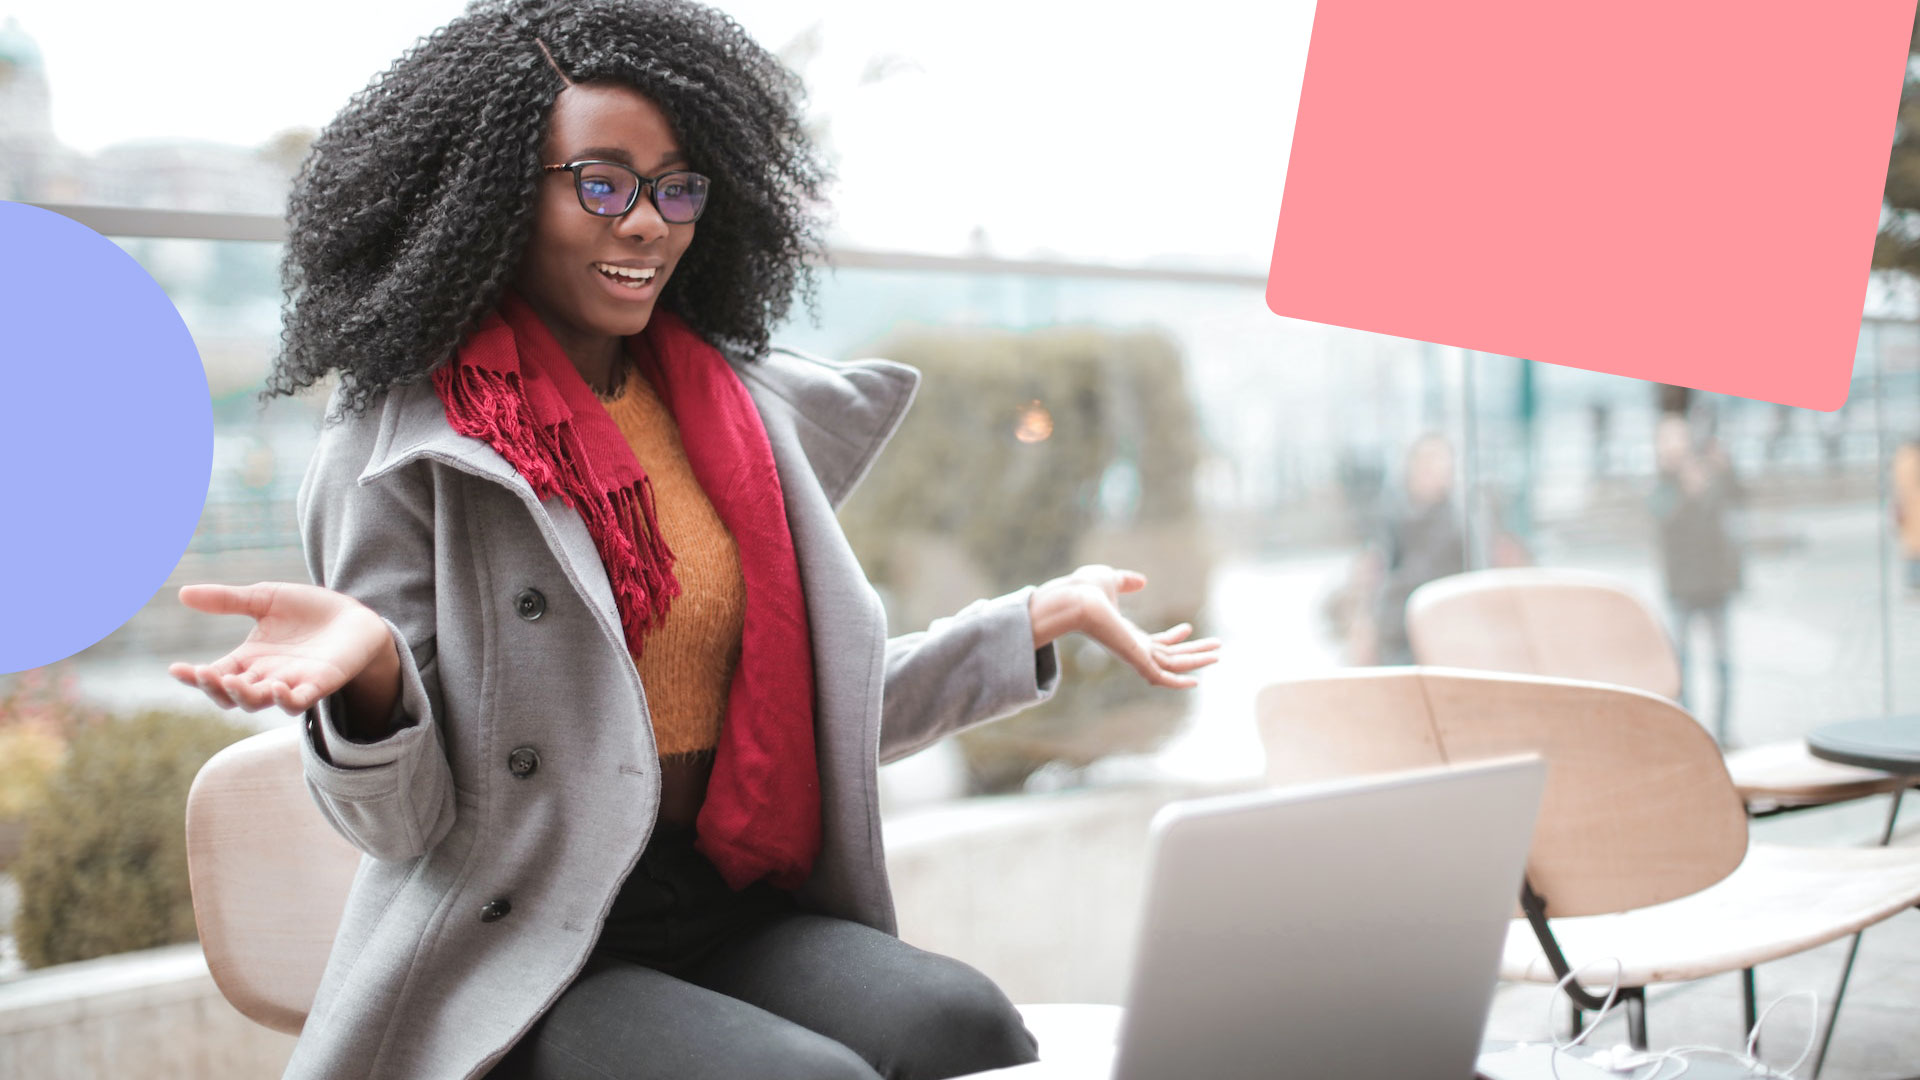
[1028,564,1222,689]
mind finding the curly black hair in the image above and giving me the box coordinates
[261,0,829,419]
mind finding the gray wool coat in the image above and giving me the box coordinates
[282,345,1061,1080]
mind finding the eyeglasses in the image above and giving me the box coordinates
[542,160,711,223]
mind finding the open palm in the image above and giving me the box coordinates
[168,582,388,715]
[1041,564,1221,689]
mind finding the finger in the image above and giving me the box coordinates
[170,652,250,687]
[1115,570,1148,593]
[232,669,293,713]
[275,665,334,713]
[1147,669,1200,689]
[268,680,319,715]
[1161,638,1222,655]
[172,657,238,680]
[259,656,345,702]
[177,582,276,620]
[220,672,274,713]
[244,676,289,713]
[1151,623,1193,645]
[268,678,301,712]
[214,651,255,678]
[193,668,238,710]
[1151,639,1218,663]
[1086,620,1159,684]
[1081,607,1188,687]
[1156,651,1220,673]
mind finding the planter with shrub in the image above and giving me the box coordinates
[839,324,1214,794]
[11,707,252,969]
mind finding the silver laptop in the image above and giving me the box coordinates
[972,755,1547,1080]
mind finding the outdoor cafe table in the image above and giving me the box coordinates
[1806,715,1920,777]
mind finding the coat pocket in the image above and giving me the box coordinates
[301,712,458,862]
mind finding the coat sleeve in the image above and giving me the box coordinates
[876,586,1062,765]
[294,406,458,863]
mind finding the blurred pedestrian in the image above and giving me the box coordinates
[1370,433,1467,665]
[1893,436,1920,591]
[1589,401,1612,479]
[1651,411,1744,743]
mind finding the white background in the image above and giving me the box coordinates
[0,0,1315,266]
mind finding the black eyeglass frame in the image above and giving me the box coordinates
[541,160,711,223]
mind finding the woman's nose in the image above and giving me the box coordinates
[613,188,671,242]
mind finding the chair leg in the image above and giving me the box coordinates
[1812,931,1867,1079]
[1624,987,1648,1050]
[1742,968,1759,1054]
[1569,1006,1584,1042]
[1878,788,1905,848]
[1804,793,1901,1078]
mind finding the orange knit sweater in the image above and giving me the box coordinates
[600,370,746,820]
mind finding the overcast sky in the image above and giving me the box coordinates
[0,0,1315,267]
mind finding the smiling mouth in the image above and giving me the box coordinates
[594,262,659,289]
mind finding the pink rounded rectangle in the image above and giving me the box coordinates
[1267,0,1918,411]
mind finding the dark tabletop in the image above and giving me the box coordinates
[1806,715,1920,774]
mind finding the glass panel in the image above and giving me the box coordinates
[776,266,1475,798]
[1879,317,1920,719]
[1459,342,1898,845]
[8,241,1910,801]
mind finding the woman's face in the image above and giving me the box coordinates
[512,82,697,361]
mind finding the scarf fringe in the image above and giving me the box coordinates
[432,361,680,655]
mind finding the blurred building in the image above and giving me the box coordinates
[0,18,299,213]
[88,139,293,213]
[0,16,83,202]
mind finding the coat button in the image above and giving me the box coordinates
[507,747,540,778]
[480,898,511,923]
[514,588,546,621]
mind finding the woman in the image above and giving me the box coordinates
[1367,432,1465,666]
[1893,435,1920,591]
[167,3,1218,1079]
[1650,410,1742,744]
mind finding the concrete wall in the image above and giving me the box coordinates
[0,944,295,1078]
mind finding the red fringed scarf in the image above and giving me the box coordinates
[431,290,820,891]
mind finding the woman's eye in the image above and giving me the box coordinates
[582,179,614,196]
[660,182,685,198]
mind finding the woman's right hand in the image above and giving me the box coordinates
[168,582,398,719]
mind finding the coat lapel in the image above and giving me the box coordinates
[355,379,624,649]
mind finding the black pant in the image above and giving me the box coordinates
[1670,597,1732,743]
[486,825,1039,1080]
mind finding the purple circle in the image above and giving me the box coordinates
[0,202,212,674]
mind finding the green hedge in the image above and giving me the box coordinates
[840,324,1213,793]
[12,709,252,969]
